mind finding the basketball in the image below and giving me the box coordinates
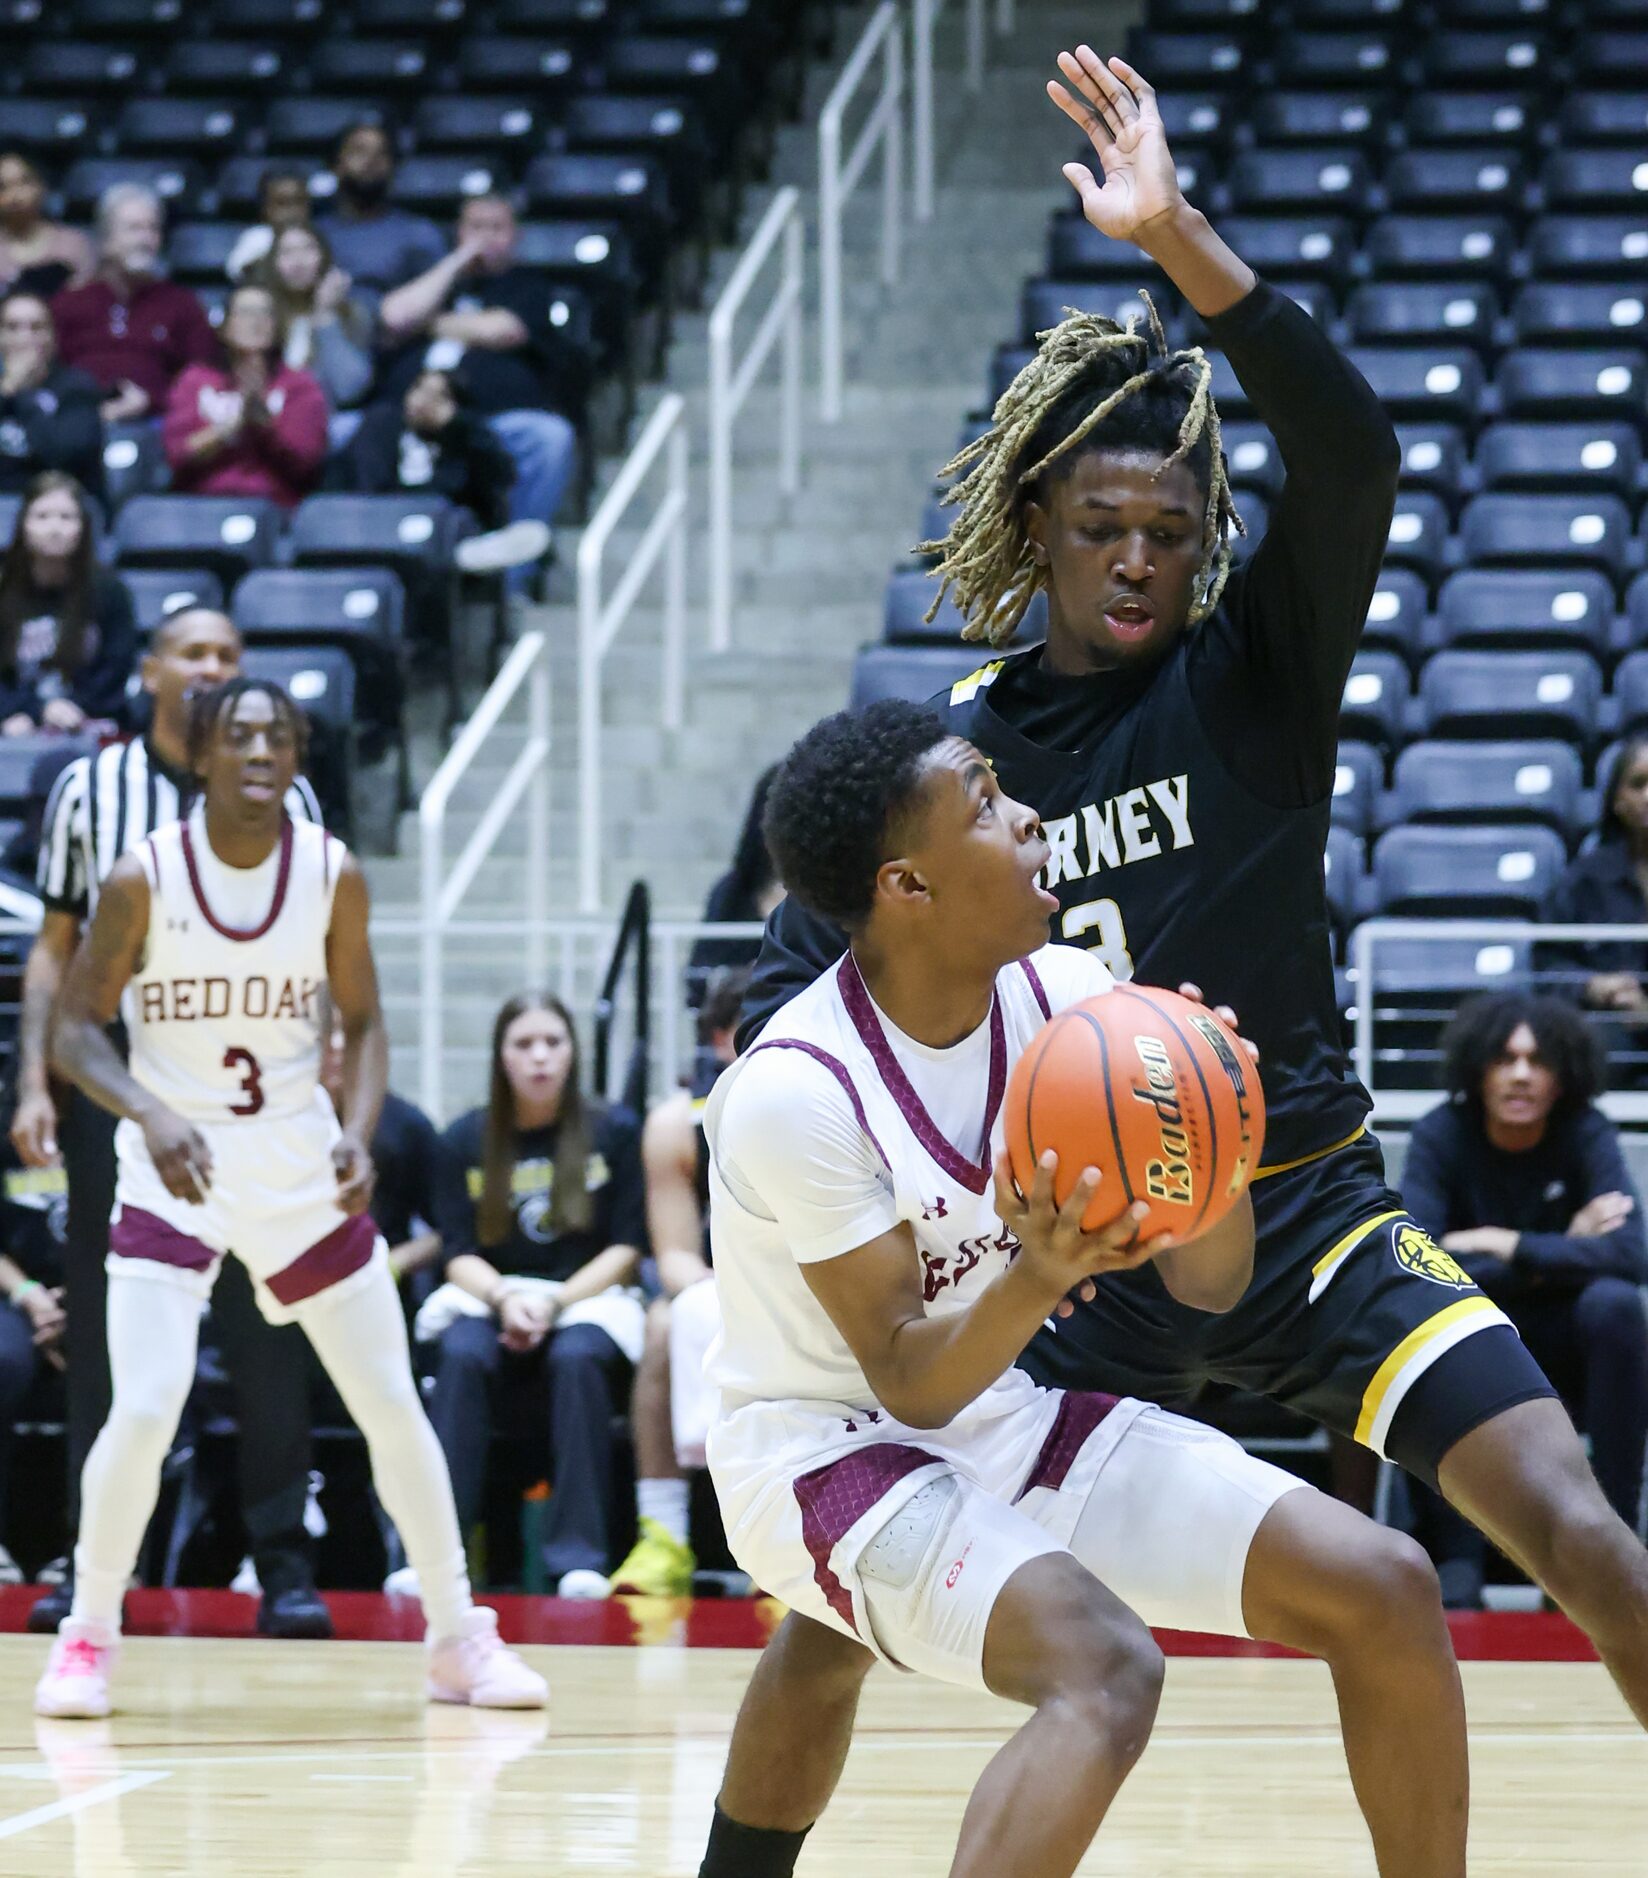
[1004,986,1266,1240]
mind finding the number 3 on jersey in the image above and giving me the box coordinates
[223,1047,265,1117]
[1062,897,1135,982]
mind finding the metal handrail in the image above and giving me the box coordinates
[417,629,551,1120]
[819,1,904,422]
[912,0,986,223]
[576,392,689,913]
[1350,916,1648,1125]
[708,186,805,652]
[592,880,652,1115]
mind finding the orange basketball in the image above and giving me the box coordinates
[1004,986,1266,1240]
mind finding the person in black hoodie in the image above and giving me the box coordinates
[332,366,515,531]
[0,293,103,499]
[1403,993,1648,1601]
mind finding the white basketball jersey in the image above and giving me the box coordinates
[123,805,346,1125]
[705,943,1112,1412]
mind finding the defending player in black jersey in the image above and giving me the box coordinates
[699,43,1648,1878]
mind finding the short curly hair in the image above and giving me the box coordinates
[1441,990,1604,1124]
[763,701,950,929]
[187,676,310,776]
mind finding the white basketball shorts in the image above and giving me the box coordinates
[709,1370,1304,1693]
[108,1092,384,1325]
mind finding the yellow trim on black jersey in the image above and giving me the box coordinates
[1253,1122,1369,1181]
[949,660,1006,705]
[1354,1296,1504,1449]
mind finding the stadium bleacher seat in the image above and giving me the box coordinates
[1122,31,1255,88]
[1365,215,1516,282]
[1340,651,1411,748]
[1419,649,1603,744]
[1272,31,1402,86]
[1459,492,1634,579]
[1529,215,1648,280]
[1360,933,1531,997]
[239,646,357,834]
[165,40,292,94]
[119,570,225,639]
[1333,741,1384,834]
[114,496,282,586]
[1560,91,1648,147]
[1346,282,1499,351]
[1324,824,1366,936]
[1252,91,1390,149]
[101,424,170,511]
[1220,424,1284,498]
[1406,91,1536,147]
[1394,426,1469,502]
[1228,149,1374,215]
[0,101,96,162]
[1388,740,1585,838]
[1381,493,1451,582]
[1512,282,1648,346]
[1383,149,1528,215]
[1543,150,1648,213]
[23,43,147,97]
[61,157,203,220]
[412,96,546,155]
[167,222,244,285]
[1495,348,1648,425]
[264,99,388,155]
[115,99,251,158]
[1429,568,1616,657]
[1475,422,1642,498]
[1610,650,1648,736]
[1347,348,1485,426]
[1372,822,1567,918]
[1421,29,1549,87]
[1361,571,1429,661]
[849,645,998,712]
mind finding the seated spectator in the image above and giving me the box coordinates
[316,124,444,297]
[333,366,518,533]
[685,765,782,1006]
[253,223,376,415]
[163,284,327,510]
[52,184,217,425]
[419,992,646,1598]
[1542,739,1648,1075]
[0,154,93,302]
[0,291,103,497]
[378,196,580,548]
[609,968,746,1598]
[1402,992,1648,1604]
[0,472,137,736]
[227,168,314,283]
[0,1141,68,1586]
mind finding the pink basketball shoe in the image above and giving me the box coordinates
[34,1619,118,1720]
[426,1608,547,1709]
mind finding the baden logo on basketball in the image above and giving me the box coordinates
[1392,1223,1475,1290]
[1131,1034,1195,1206]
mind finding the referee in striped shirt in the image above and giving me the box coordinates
[11,606,329,1639]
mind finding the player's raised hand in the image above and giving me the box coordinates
[1048,49,1184,244]
[332,1132,377,1216]
[143,1107,213,1203]
[994,1149,1170,1303]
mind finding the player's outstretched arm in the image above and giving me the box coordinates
[1048,49,1253,318]
[51,856,213,1200]
[10,908,80,1167]
[805,1160,1155,1431]
[326,855,387,1215]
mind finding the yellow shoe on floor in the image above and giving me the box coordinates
[609,1518,695,1597]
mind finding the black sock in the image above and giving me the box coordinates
[698,1803,811,1878]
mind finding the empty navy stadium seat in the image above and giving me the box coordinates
[1019,280,1169,345]
[1512,282,1648,347]
[1406,91,1536,146]
[563,95,713,226]
[165,39,291,93]
[61,159,203,220]
[1324,823,1367,932]
[114,496,280,584]
[1420,650,1602,743]
[1220,423,1284,498]
[1422,30,1548,87]
[23,42,147,95]
[1210,217,1355,281]
[493,0,615,34]
[264,98,389,154]
[1624,573,1648,649]
[1361,570,1429,659]
[1394,426,1469,500]
[1273,31,1401,86]
[1122,30,1253,87]
[1228,149,1373,215]
[1046,217,1175,284]
[1389,740,1584,835]
[1252,91,1390,148]
[309,38,436,91]
[1529,216,1648,279]
[1573,30,1648,87]
[1382,493,1451,580]
[1365,215,1516,281]
[1333,741,1384,833]
[1543,151,1648,214]
[118,570,224,638]
[1475,422,1641,497]
[167,221,243,284]
[1611,650,1648,733]
[389,155,507,217]
[1495,349,1648,425]
[882,571,1049,649]
[1560,91,1648,146]
[0,101,97,161]
[1372,823,1566,917]
[1431,569,1616,656]
[1346,282,1498,350]
[114,99,248,157]
[352,0,467,28]
[1347,347,1485,425]
[101,424,169,510]
[1361,934,1530,996]
[1384,149,1528,215]
[75,0,183,29]
[849,645,999,711]
[1459,493,1633,579]
[206,0,330,34]
[1340,651,1411,746]
[288,496,460,580]
[458,36,587,95]
[412,96,544,154]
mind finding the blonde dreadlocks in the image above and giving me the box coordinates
[920,294,1243,647]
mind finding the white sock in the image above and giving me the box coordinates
[300,1262,473,1642]
[637,1477,690,1546]
[72,1274,202,1633]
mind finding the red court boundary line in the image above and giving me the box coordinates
[0,1587,1599,1661]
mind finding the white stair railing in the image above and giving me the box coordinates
[576,391,689,913]
[913,0,987,223]
[819,1,904,422]
[708,185,804,652]
[417,629,550,1120]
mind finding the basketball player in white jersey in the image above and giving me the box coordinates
[33,678,546,1718]
[699,700,1468,1878]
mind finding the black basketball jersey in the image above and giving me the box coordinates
[740,279,1400,1190]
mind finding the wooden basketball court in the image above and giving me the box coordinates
[0,1593,1644,1874]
